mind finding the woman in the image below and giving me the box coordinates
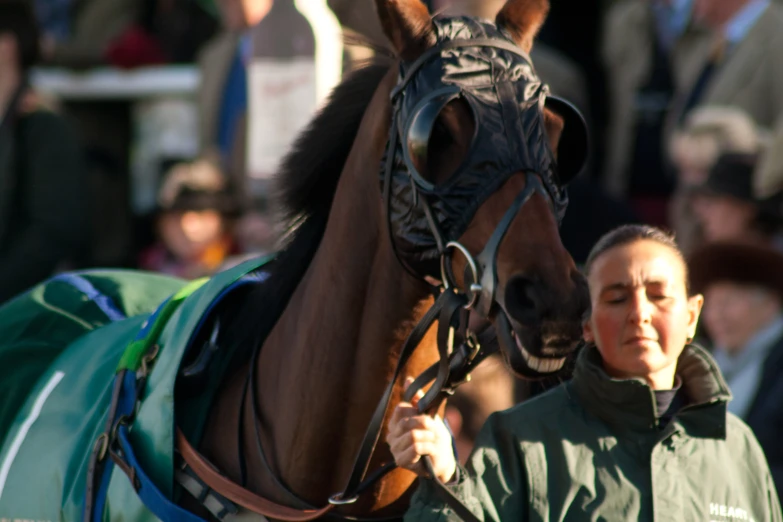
[689,240,783,493]
[387,224,781,521]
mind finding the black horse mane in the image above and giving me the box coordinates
[222,55,393,351]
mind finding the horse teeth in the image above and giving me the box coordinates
[514,334,566,373]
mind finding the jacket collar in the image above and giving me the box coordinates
[571,343,732,438]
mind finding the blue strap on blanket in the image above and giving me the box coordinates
[89,370,139,522]
[116,425,207,522]
[51,273,126,322]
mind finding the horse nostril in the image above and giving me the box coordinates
[503,275,539,323]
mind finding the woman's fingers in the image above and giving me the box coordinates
[398,441,440,465]
[389,403,418,431]
[389,414,442,442]
[398,445,423,468]
[390,403,413,424]
[397,442,441,471]
[388,385,455,481]
[388,428,436,454]
[403,376,426,408]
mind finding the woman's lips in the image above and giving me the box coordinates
[623,336,657,345]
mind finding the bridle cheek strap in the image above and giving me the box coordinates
[470,172,545,318]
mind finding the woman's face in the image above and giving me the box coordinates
[703,283,781,353]
[693,194,757,241]
[584,240,703,387]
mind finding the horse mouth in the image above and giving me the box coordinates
[511,330,568,374]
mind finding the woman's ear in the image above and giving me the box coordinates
[582,319,594,344]
[687,293,704,340]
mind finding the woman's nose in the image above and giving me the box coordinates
[628,294,652,324]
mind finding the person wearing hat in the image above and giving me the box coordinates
[668,105,768,254]
[693,152,783,247]
[689,240,783,493]
[138,158,243,280]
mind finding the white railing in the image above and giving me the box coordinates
[30,65,200,100]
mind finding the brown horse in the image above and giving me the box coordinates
[189,0,590,519]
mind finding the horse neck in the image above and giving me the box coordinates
[255,69,440,509]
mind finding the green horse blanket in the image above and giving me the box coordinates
[0,256,272,522]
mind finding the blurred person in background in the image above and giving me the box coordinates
[138,0,218,66]
[97,0,219,69]
[671,0,783,140]
[690,240,783,491]
[668,106,767,253]
[0,0,88,304]
[602,0,710,226]
[34,0,138,68]
[139,158,242,279]
[691,152,783,248]
[198,0,271,209]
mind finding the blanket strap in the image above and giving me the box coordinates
[83,278,209,522]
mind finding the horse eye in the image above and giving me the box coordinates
[425,104,474,185]
[404,89,472,190]
[429,119,454,148]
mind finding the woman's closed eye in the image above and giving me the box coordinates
[604,293,627,304]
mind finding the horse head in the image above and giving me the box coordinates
[375,0,590,378]
[192,1,594,516]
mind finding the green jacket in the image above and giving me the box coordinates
[406,344,782,522]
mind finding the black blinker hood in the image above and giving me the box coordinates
[381,16,589,280]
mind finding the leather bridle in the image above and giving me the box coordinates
[174,27,582,522]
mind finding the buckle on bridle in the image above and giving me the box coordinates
[440,241,482,309]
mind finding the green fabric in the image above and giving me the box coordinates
[116,277,208,372]
[1,315,150,521]
[406,344,783,522]
[0,256,273,522]
[0,270,186,450]
[114,256,271,503]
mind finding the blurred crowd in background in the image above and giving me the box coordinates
[3,0,783,492]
